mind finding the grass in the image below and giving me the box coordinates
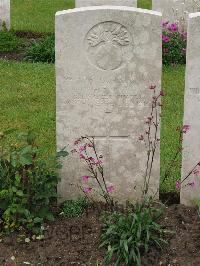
[138,0,151,9]
[0,60,185,192]
[10,0,151,33]
[11,0,75,33]
[160,65,185,192]
[0,60,56,156]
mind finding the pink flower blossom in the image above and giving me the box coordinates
[168,23,178,32]
[193,169,200,175]
[79,145,86,152]
[80,153,86,159]
[88,157,102,165]
[107,185,114,193]
[87,143,93,148]
[162,21,169,28]
[83,187,92,194]
[162,35,170,43]
[160,90,165,96]
[88,157,95,162]
[176,180,181,189]
[81,175,89,182]
[74,138,81,145]
[94,159,102,166]
[182,125,190,133]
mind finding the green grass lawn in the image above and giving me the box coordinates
[0,60,185,192]
[11,0,75,33]
[11,0,151,33]
[0,60,56,156]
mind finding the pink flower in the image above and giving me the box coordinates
[162,35,170,43]
[182,125,190,133]
[81,175,89,182]
[160,90,165,96]
[162,21,169,28]
[79,145,86,152]
[168,23,178,32]
[94,159,102,166]
[74,138,81,145]
[107,185,114,193]
[176,180,181,189]
[87,143,93,148]
[80,153,86,159]
[83,187,92,194]
[193,169,200,175]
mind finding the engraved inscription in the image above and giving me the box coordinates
[85,21,131,71]
[189,87,200,95]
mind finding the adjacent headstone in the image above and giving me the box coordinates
[181,12,200,206]
[56,6,162,203]
[76,0,137,8]
[152,0,199,30]
[0,0,10,30]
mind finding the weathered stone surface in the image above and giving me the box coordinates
[56,6,162,203]
[181,12,200,206]
[152,0,199,29]
[0,0,10,29]
[76,0,137,8]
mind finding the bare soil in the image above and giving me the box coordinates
[1,200,200,266]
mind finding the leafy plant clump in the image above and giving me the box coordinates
[24,35,55,63]
[0,129,68,233]
[162,22,187,65]
[0,29,25,53]
[61,197,88,218]
[100,202,168,266]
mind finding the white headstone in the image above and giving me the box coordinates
[0,0,10,30]
[76,0,137,8]
[56,6,162,203]
[181,12,200,206]
[152,0,199,30]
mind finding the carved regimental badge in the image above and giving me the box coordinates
[85,21,131,71]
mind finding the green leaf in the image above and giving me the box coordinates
[16,190,24,197]
[56,148,69,158]
[19,154,33,166]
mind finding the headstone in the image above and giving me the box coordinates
[0,0,10,30]
[181,12,200,206]
[76,0,137,8]
[152,0,199,30]
[56,6,162,203]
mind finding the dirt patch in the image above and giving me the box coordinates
[15,31,50,40]
[0,52,25,61]
[0,203,200,265]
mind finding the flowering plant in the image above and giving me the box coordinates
[162,21,187,65]
[139,85,164,198]
[72,137,114,209]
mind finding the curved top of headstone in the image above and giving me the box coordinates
[75,0,137,8]
[56,6,162,17]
